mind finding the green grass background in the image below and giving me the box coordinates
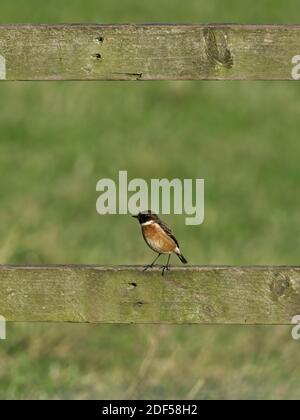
[0,0,300,399]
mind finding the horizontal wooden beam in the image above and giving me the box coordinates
[0,265,300,324]
[0,24,300,80]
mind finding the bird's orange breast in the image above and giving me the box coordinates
[142,222,177,254]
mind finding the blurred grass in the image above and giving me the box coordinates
[0,0,300,400]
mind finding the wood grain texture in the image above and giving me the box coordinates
[0,24,300,80]
[0,265,300,324]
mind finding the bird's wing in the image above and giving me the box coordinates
[158,219,180,248]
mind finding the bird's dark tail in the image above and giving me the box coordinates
[177,252,188,264]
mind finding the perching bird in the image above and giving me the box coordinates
[132,210,188,275]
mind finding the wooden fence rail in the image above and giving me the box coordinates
[0,265,299,324]
[0,24,300,80]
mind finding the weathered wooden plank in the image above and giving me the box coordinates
[0,24,300,80]
[0,265,299,324]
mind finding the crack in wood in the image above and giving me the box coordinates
[112,72,143,80]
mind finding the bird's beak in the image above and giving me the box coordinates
[132,215,139,219]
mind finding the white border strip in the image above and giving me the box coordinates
[0,315,6,340]
[0,55,6,80]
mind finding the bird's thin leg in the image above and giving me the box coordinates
[143,254,162,272]
[162,254,171,276]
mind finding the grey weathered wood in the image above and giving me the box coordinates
[0,24,300,80]
[0,265,299,324]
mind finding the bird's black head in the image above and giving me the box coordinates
[132,210,158,224]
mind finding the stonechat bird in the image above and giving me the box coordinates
[132,210,188,275]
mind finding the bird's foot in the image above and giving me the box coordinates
[161,265,170,276]
[143,264,154,272]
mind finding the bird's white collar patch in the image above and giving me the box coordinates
[141,220,155,226]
